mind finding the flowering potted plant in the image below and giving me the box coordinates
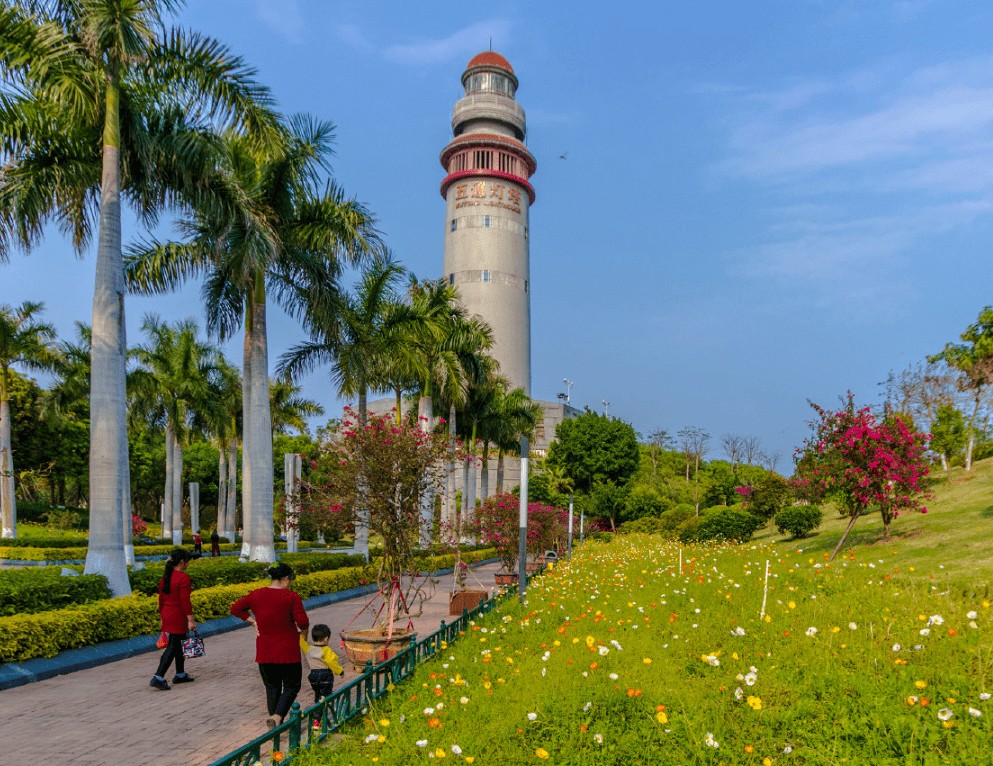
[447,546,488,615]
[305,408,447,668]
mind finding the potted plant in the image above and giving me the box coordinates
[447,547,488,615]
[471,492,565,584]
[305,408,447,670]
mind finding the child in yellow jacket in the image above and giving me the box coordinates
[300,624,345,701]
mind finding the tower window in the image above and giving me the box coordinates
[451,219,457,232]
[483,215,490,227]
[482,270,491,283]
[449,274,455,285]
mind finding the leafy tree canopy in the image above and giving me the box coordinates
[547,411,639,493]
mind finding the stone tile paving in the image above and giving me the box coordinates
[0,560,505,766]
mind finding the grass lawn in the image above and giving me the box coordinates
[289,459,993,766]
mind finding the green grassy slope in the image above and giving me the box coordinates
[752,457,993,584]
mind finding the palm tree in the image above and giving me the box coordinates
[212,359,242,543]
[0,0,278,594]
[269,377,324,436]
[0,301,57,538]
[278,256,413,423]
[125,116,381,562]
[485,386,543,495]
[131,316,222,546]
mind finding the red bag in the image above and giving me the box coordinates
[156,631,168,649]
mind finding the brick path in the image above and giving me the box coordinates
[0,560,504,766]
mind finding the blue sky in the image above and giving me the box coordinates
[5,0,993,467]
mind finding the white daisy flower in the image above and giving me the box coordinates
[892,644,901,652]
[598,646,609,656]
[594,733,603,744]
[609,673,618,680]
[423,708,435,715]
[583,701,592,711]
[967,611,978,619]
[938,708,954,721]
[734,626,746,636]
[849,622,858,630]
[527,713,537,721]
[745,672,758,686]
[928,615,944,626]
[806,627,818,637]
[365,734,379,743]
[920,628,931,636]
[980,693,991,701]
[460,697,469,704]
[735,687,744,701]
[969,708,982,718]
[704,732,719,748]
[452,745,463,754]
[416,740,428,748]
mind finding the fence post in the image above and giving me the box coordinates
[363,660,374,702]
[288,702,302,752]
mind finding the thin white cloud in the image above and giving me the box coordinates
[256,0,305,44]
[336,19,513,67]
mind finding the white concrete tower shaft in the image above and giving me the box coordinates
[441,52,536,396]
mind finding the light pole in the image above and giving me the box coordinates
[602,400,610,417]
[563,379,573,405]
[567,494,574,558]
[518,435,530,603]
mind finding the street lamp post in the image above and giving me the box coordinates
[518,435,530,603]
[563,379,574,405]
[602,400,610,417]
[567,494,574,558]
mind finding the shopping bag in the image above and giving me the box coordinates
[181,630,205,659]
[155,631,168,649]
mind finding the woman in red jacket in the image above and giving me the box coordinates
[231,562,309,729]
[150,548,196,690]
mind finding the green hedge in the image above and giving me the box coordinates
[0,535,232,548]
[0,548,496,662]
[774,505,823,540]
[128,552,366,595]
[0,568,112,616]
[692,508,765,543]
[0,541,314,561]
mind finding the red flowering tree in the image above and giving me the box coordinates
[792,393,931,560]
[469,491,564,573]
[305,408,448,630]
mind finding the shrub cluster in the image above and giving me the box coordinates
[774,505,824,540]
[0,535,232,549]
[0,568,112,616]
[0,548,496,662]
[692,507,765,543]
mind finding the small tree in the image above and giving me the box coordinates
[306,408,447,631]
[792,394,931,560]
[743,473,792,522]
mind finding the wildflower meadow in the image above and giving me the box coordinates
[297,535,991,765]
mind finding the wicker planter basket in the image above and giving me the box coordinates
[340,628,417,672]
[449,589,488,615]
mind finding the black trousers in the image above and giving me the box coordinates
[308,668,336,702]
[154,633,186,678]
[258,662,302,719]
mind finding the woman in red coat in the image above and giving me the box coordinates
[150,548,197,690]
[231,562,309,729]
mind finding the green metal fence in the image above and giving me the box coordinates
[208,574,534,766]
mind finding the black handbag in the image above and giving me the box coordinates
[181,630,205,659]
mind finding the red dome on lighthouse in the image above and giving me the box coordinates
[466,51,514,73]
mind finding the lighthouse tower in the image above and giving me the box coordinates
[440,52,536,395]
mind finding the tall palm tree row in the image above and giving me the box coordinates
[125,115,381,562]
[1,0,281,594]
[130,316,223,546]
[0,302,57,538]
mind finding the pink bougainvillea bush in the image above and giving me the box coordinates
[469,492,564,573]
[792,393,931,559]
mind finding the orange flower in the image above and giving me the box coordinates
[272,753,285,763]
[557,626,566,634]
[590,662,598,670]
[655,704,666,712]
[580,724,587,733]
[948,629,959,637]
[627,688,636,697]
[744,745,754,754]
[428,717,442,728]
[433,688,443,697]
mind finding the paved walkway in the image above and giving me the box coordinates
[0,560,503,766]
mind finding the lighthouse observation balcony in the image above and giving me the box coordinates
[452,94,526,141]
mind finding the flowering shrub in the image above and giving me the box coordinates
[469,492,564,573]
[305,408,448,630]
[130,515,147,537]
[793,394,931,559]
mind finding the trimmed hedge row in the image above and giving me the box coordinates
[0,548,496,662]
[0,535,233,549]
[128,552,366,595]
[0,541,314,561]
[0,568,112,616]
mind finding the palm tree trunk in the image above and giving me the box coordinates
[444,404,457,541]
[122,445,134,566]
[395,387,403,424]
[358,385,367,425]
[227,436,238,542]
[0,389,17,539]
[217,442,227,539]
[163,424,174,540]
[245,273,275,562]
[172,439,183,546]
[496,449,505,494]
[83,78,131,596]
[480,441,490,500]
[418,395,434,547]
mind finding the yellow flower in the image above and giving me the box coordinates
[831,626,840,633]
[536,748,550,760]
[788,601,796,609]
[943,720,954,729]
[764,615,772,623]
[643,658,652,665]
[746,696,762,711]
[465,759,475,764]
[764,759,773,766]
[915,680,927,690]
[572,637,580,644]
[656,711,668,723]
[483,681,491,689]
[377,735,386,743]
[506,657,514,664]
[585,635,596,647]
[732,652,739,660]
[378,719,390,727]
[385,684,395,692]
[435,748,447,759]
